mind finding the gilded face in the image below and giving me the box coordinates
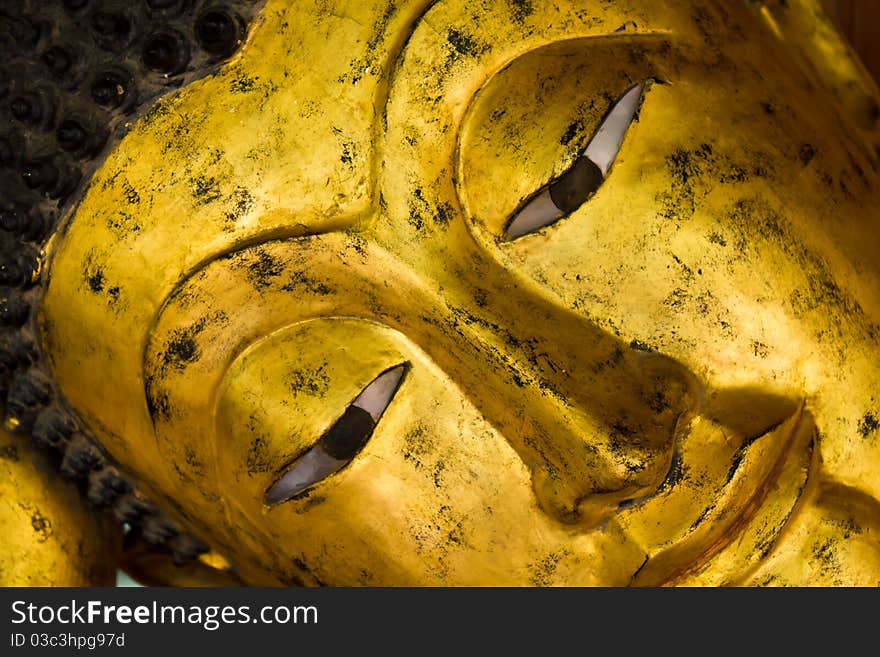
[40,0,880,585]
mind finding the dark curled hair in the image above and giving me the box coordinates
[0,0,267,567]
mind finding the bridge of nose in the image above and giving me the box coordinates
[371,236,699,522]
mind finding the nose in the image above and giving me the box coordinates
[529,346,701,527]
[425,276,702,528]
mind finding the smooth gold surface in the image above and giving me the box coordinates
[0,432,117,586]
[38,0,880,585]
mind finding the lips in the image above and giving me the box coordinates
[614,401,816,586]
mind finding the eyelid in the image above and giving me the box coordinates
[503,81,646,241]
[264,363,407,506]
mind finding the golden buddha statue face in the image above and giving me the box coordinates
[32,0,880,585]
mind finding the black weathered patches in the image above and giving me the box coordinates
[245,249,284,290]
[164,334,197,367]
[751,340,769,358]
[280,271,332,296]
[858,412,879,438]
[656,143,713,221]
[435,201,453,226]
[708,231,727,247]
[230,71,258,94]
[293,493,326,513]
[691,5,719,45]
[87,268,105,293]
[140,98,172,128]
[81,253,123,308]
[659,449,686,490]
[509,0,534,23]
[0,443,18,461]
[409,187,451,231]
[144,376,171,422]
[340,142,355,166]
[432,460,446,488]
[106,210,142,239]
[445,27,488,68]
[223,186,254,225]
[663,287,688,309]
[190,175,222,206]
[645,387,675,415]
[811,536,840,577]
[158,311,227,373]
[121,179,140,205]
[591,345,625,374]
[560,119,584,147]
[286,363,330,397]
[183,445,205,477]
[408,196,425,231]
[331,126,359,170]
[171,457,196,486]
[402,423,432,470]
[246,435,271,475]
[159,112,195,157]
[657,142,773,222]
[730,195,879,338]
[528,550,565,586]
[447,28,479,56]
[338,1,396,85]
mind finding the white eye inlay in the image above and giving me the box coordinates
[583,82,645,176]
[264,364,407,505]
[502,189,564,241]
[265,449,347,506]
[504,81,646,241]
[352,365,406,421]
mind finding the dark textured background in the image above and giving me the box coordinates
[824,0,880,84]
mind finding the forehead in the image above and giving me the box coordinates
[47,0,744,294]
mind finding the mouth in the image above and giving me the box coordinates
[615,400,816,586]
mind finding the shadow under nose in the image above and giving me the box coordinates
[703,386,803,446]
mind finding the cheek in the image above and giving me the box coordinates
[237,388,646,586]
[201,316,643,586]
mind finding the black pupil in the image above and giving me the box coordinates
[320,405,376,461]
[548,156,604,215]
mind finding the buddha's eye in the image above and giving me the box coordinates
[503,81,646,240]
[264,363,408,505]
